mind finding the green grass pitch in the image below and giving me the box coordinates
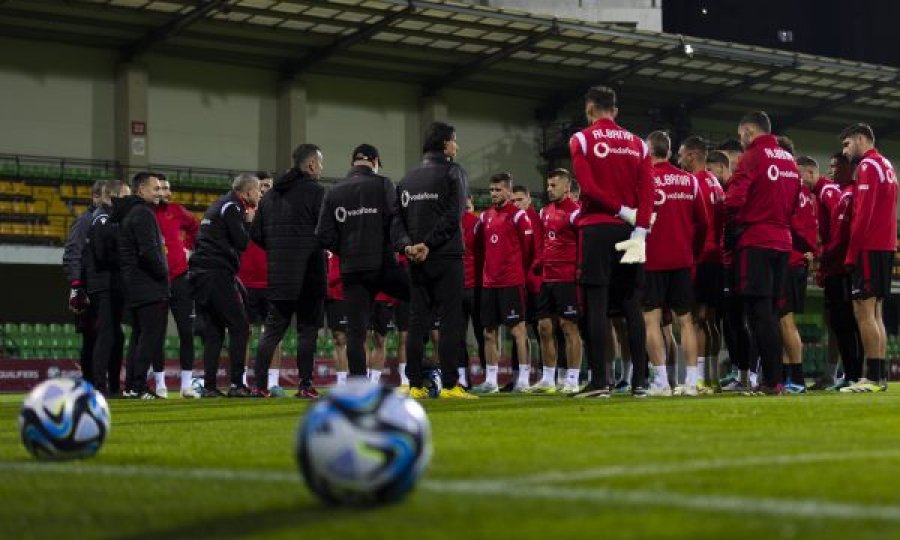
[3,390,900,539]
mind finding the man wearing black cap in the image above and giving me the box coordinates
[316,144,410,385]
[392,122,476,399]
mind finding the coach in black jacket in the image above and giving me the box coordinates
[116,172,168,399]
[191,174,259,398]
[63,180,105,385]
[317,144,409,379]
[392,122,470,396]
[251,144,327,398]
[83,180,130,395]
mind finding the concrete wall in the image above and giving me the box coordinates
[0,37,544,189]
[0,37,115,160]
[146,57,278,171]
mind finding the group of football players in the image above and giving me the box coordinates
[66,85,896,400]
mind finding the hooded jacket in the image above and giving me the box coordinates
[114,195,170,307]
[250,168,326,300]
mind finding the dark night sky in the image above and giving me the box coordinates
[663,0,900,68]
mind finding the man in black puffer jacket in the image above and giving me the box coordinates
[116,172,169,400]
[251,144,327,399]
[83,179,130,396]
[190,173,260,398]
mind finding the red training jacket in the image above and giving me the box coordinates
[475,200,534,288]
[238,241,267,289]
[569,117,654,229]
[820,187,854,279]
[812,176,841,252]
[789,184,817,268]
[326,250,343,301]
[540,197,580,283]
[462,211,480,289]
[645,161,709,272]
[694,169,725,264]
[846,148,898,266]
[724,134,800,252]
[525,205,543,293]
[154,201,199,281]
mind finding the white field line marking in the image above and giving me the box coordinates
[423,481,900,522]
[5,449,900,522]
[507,448,900,485]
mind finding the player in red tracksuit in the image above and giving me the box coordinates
[840,123,898,391]
[678,136,725,390]
[819,161,863,388]
[324,250,349,386]
[643,132,709,396]
[461,196,483,387]
[154,176,199,398]
[470,172,534,394]
[568,86,654,398]
[808,154,852,389]
[532,168,582,394]
[724,111,801,393]
[511,185,543,390]
[781,156,818,393]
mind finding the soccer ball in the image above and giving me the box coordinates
[296,381,432,505]
[191,377,205,394]
[19,378,111,461]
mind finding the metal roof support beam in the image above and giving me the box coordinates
[537,45,680,118]
[120,0,229,62]
[282,1,415,79]
[778,78,898,131]
[422,23,558,96]
[683,67,785,113]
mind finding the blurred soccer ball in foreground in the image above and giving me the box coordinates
[19,378,110,460]
[296,381,432,505]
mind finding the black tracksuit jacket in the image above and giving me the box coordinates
[83,202,122,295]
[391,151,468,259]
[190,191,250,277]
[316,165,397,274]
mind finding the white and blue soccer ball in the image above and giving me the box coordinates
[296,381,432,505]
[191,377,205,394]
[19,378,111,461]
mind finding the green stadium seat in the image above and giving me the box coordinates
[3,322,20,337]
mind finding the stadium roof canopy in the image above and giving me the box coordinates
[4,0,900,139]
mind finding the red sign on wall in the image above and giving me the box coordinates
[131,121,146,136]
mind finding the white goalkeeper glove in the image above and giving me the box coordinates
[617,205,637,226]
[615,227,647,264]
